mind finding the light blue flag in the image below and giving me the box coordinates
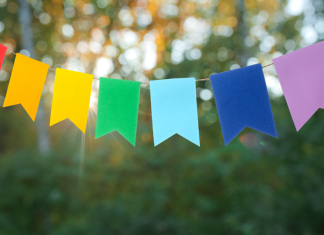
[150,78,200,146]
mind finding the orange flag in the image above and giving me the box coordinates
[3,53,49,121]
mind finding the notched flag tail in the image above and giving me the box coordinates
[150,78,200,146]
[95,78,141,146]
[50,68,93,133]
[210,64,277,145]
[273,40,324,131]
[3,53,49,121]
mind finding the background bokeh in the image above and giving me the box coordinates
[1,0,324,234]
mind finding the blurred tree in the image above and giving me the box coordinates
[0,0,324,234]
[18,0,51,155]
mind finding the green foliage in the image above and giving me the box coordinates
[0,0,324,234]
[1,104,324,235]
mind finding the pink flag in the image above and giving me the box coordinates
[273,41,324,131]
[0,44,7,70]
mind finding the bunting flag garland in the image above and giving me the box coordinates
[2,40,324,147]
[150,78,200,146]
[95,78,141,146]
[3,53,49,121]
[50,68,93,133]
[0,44,7,70]
[273,41,324,131]
[210,64,277,145]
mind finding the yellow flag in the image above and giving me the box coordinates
[50,68,93,133]
[3,53,49,121]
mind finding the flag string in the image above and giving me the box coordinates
[7,50,274,84]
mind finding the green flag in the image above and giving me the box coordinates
[95,78,141,146]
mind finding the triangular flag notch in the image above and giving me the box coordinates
[50,68,93,133]
[273,40,324,131]
[210,64,277,145]
[150,78,200,146]
[3,53,49,121]
[95,78,141,146]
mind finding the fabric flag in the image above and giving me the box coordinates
[0,44,7,70]
[210,64,277,145]
[273,41,324,131]
[95,78,141,146]
[3,53,49,121]
[150,78,200,146]
[50,68,93,133]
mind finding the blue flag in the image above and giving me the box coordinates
[210,64,277,145]
[150,78,200,146]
